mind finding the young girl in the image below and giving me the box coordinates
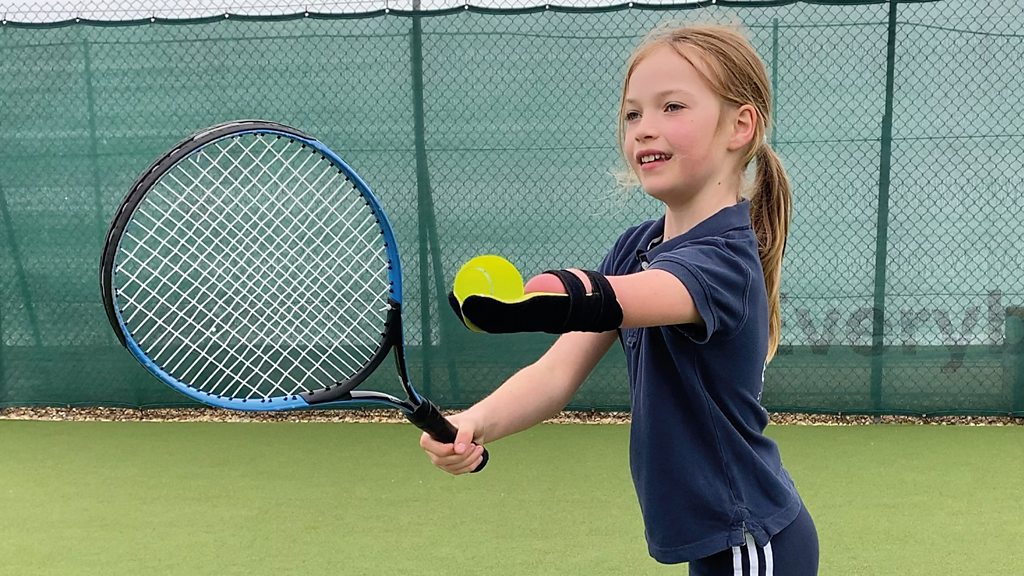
[422,23,819,575]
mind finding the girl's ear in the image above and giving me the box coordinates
[727,104,758,152]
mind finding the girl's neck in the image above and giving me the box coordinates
[662,182,742,241]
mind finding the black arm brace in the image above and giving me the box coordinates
[453,269,623,334]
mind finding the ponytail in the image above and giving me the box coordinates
[750,144,792,362]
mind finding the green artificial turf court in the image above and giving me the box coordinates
[1,419,1022,575]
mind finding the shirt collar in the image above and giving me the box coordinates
[639,199,753,259]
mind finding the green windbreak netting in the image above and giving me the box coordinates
[1,0,1022,415]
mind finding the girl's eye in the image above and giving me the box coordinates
[665,102,685,112]
[624,111,640,122]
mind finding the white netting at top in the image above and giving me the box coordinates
[2,0,700,23]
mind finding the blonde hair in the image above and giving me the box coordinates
[617,23,792,361]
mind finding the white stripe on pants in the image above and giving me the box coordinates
[732,536,774,576]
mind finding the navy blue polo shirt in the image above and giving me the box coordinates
[598,200,802,564]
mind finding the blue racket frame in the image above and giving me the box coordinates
[101,121,418,412]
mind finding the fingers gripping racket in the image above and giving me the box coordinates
[100,120,487,472]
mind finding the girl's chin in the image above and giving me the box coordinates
[640,184,706,207]
[640,184,683,202]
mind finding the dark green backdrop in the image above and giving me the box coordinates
[2,0,1022,414]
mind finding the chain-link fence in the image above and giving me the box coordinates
[2,0,1022,415]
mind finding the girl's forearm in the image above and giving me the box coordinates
[463,361,581,443]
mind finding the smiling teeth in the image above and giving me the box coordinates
[640,154,668,164]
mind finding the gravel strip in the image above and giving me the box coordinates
[1,407,1021,426]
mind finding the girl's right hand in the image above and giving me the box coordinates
[419,412,487,475]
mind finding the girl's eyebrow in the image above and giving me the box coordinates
[624,89,695,105]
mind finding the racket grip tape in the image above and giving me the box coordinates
[407,399,489,473]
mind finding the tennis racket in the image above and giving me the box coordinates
[100,119,487,471]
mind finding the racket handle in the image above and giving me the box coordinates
[407,399,489,473]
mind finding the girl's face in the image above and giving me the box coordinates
[623,45,737,204]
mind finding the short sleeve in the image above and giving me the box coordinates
[597,224,644,276]
[649,240,753,343]
[597,247,616,276]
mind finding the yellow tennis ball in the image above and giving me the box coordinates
[453,255,524,303]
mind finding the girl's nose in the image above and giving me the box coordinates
[633,117,658,141]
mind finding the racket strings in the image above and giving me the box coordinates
[114,133,393,401]
[175,145,388,339]
[119,226,321,400]
[137,161,386,373]
[120,196,342,400]
[119,155,354,396]
[203,141,392,350]
[123,142,385,393]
